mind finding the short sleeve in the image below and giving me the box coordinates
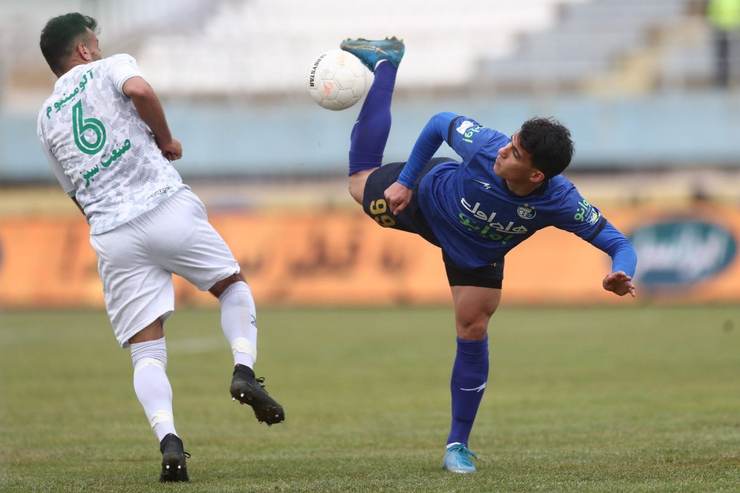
[107,54,143,95]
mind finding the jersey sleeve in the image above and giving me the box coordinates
[552,186,637,276]
[107,54,143,95]
[552,186,607,241]
[446,115,508,162]
[589,221,637,277]
[398,112,453,187]
[398,112,508,187]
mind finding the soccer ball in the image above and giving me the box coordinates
[307,49,370,111]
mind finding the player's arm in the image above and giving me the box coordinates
[385,112,455,213]
[387,112,508,214]
[553,189,637,297]
[588,222,637,297]
[396,112,506,187]
[396,112,458,188]
[122,76,181,161]
[388,111,480,213]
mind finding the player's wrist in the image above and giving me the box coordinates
[396,175,414,188]
[396,177,413,190]
[155,134,174,147]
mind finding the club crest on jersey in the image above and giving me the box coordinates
[517,205,536,220]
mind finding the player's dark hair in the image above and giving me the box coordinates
[518,117,574,178]
[40,13,97,76]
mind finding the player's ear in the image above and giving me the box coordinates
[77,41,92,61]
[529,168,546,184]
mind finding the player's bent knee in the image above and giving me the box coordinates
[348,169,376,205]
[348,174,366,204]
[129,318,165,344]
[348,181,363,204]
[209,272,245,298]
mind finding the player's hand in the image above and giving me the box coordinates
[157,138,182,161]
[603,271,636,297]
[384,181,413,215]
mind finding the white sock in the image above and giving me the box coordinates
[130,337,177,442]
[219,281,258,368]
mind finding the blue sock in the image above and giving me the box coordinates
[447,337,489,446]
[348,61,397,175]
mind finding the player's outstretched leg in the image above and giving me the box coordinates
[341,37,405,204]
[159,433,190,482]
[218,280,285,425]
[340,37,405,72]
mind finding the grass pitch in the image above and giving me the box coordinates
[1,305,738,492]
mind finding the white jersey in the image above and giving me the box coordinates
[37,54,186,234]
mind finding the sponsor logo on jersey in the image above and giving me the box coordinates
[456,120,482,143]
[147,186,173,200]
[574,198,600,225]
[460,198,528,234]
[46,68,95,119]
[81,139,132,187]
[473,179,492,190]
[456,120,476,135]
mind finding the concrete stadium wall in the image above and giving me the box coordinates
[3,90,740,181]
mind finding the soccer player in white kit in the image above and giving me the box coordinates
[36,13,284,482]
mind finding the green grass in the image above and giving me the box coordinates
[1,306,739,492]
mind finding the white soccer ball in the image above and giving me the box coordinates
[307,49,371,111]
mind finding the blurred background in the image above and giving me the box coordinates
[1,0,740,308]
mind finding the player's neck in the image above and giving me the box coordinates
[504,179,543,197]
[59,58,91,78]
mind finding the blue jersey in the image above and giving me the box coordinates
[399,112,636,275]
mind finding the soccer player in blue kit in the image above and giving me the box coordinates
[339,37,637,474]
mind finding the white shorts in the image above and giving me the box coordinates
[90,188,239,347]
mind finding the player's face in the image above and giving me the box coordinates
[493,133,543,184]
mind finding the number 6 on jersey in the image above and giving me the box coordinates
[72,100,106,154]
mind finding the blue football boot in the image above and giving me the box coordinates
[340,37,405,72]
[442,443,478,474]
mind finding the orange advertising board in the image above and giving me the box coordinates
[1,205,739,308]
